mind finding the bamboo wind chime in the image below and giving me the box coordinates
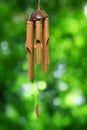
[26,0,49,82]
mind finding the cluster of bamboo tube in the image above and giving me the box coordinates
[26,17,49,81]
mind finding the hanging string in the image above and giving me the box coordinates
[35,0,41,118]
[35,0,40,118]
[35,64,39,118]
[38,0,40,10]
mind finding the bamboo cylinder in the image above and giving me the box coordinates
[26,21,34,81]
[47,47,50,64]
[43,18,49,45]
[36,20,41,64]
[42,17,49,72]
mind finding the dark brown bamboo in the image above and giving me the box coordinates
[26,21,34,81]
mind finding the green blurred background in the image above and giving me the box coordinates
[0,0,87,130]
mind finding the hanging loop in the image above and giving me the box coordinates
[38,0,40,10]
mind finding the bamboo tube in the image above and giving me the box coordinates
[44,18,49,65]
[36,20,41,64]
[42,17,49,72]
[26,21,34,81]
[47,46,50,64]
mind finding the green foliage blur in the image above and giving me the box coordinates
[0,0,87,129]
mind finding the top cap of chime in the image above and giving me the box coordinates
[28,9,48,21]
[28,0,48,21]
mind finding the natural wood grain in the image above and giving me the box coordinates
[36,20,41,64]
[26,21,34,81]
[42,18,49,72]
